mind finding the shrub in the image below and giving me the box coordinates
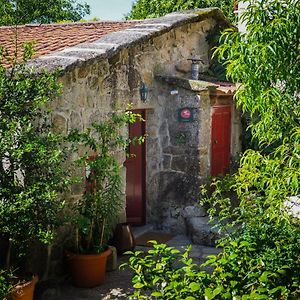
[125,1,300,298]
[122,242,209,300]
[0,41,71,279]
[0,269,12,300]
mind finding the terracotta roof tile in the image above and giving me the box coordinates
[0,21,137,66]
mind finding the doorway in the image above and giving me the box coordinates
[125,109,146,225]
[211,105,231,176]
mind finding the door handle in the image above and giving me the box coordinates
[214,140,218,144]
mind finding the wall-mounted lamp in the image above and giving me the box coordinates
[187,57,203,80]
[139,82,149,102]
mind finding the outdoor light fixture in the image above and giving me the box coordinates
[187,57,203,80]
[139,82,149,102]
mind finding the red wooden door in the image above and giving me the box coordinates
[125,110,146,225]
[211,106,231,176]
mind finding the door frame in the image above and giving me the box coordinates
[125,109,146,225]
[211,105,232,176]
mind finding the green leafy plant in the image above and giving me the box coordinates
[0,0,90,25]
[0,41,70,281]
[122,241,209,300]
[202,1,300,296]
[0,269,13,300]
[68,109,143,254]
[125,1,300,299]
[127,0,236,23]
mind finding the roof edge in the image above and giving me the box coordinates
[156,75,236,94]
[27,8,231,73]
[0,20,138,30]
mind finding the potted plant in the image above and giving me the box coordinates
[66,109,143,288]
[0,269,13,300]
[0,43,70,299]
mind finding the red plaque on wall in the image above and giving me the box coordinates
[178,107,194,122]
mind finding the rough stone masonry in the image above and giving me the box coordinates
[25,9,240,269]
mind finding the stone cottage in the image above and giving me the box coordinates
[0,8,241,235]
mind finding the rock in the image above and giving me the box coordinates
[286,196,300,218]
[186,217,220,246]
[106,246,118,272]
[175,59,191,74]
[182,205,207,218]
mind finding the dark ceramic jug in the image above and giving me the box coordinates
[113,223,135,255]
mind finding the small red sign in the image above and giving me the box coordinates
[178,107,194,122]
[180,108,191,119]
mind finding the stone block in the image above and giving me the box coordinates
[175,59,191,74]
[171,155,186,172]
[70,111,82,130]
[147,125,158,136]
[147,138,160,156]
[161,135,170,148]
[52,113,67,134]
[87,76,99,90]
[77,64,90,79]
[186,217,220,246]
[163,145,186,155]
[182,205,207,218]
[162,154,172,170]
[162,215,186,235]
[159,120,169,136]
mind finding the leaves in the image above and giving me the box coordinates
[0,43,70,269]
[127,0,236,23]
[126,2,300,299]
[123,243,210,299]
[68,108,143,253]
[0,0,90,25]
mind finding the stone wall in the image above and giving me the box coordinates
[50,17,219,220]
[146,84,204,233]
[26,10,240,274]
[146,77,241,234]
[16,10,244,280]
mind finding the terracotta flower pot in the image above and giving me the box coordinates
[66,248,112,288]
[12,275,38,300]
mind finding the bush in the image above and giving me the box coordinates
[0,41,71,280]
[127,0,236,23]
[0,269,12,300]
[125,1,300,296]
[124,211,299,299]
[122,242,210,300]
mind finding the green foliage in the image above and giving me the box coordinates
[200,179,300,299]
[0,0,90,25]
[125,1,300,299]
[127,0,235,23]
[213,0,300,227]
[68,109,143,254]
[216,0,300,149]
[0,269,12,300]
[122,242,209,300]
[207,0,300,297]
[206,0,300,297]
[0,43,70,272]
[125,200,299,299]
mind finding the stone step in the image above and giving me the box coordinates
[186,216,221,247]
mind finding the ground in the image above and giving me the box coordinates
[39,228,220,300]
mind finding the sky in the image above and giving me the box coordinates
[84,0,135,21]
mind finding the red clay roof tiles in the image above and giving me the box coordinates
[0,21,137,64]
